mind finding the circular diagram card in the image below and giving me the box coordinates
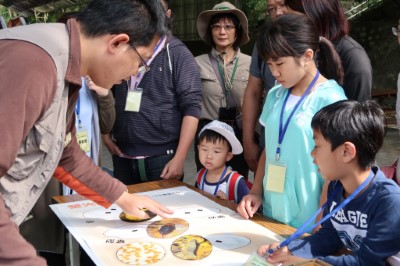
[119,209,157,223]
[146,218,189,239]
[116,242,165,265]
[171,234,212,260]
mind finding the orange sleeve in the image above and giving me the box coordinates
[53,166,112,208]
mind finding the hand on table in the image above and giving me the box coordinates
[257,243,305,266]
[115,191,173,219]
[237,192,262,219]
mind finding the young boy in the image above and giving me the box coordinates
[257,100,400,265]
[195,120,250,204]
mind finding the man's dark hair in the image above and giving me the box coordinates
[199,130,232,152]
[76,0,168,47]
[311,100,386,169]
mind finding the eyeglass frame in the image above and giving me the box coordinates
[392,27,400,36]
[210,24,236,32]
[132,46,150,74]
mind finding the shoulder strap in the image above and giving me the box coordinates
[208,53,225,90]
[226,171,243,201]
[196,167,207,187]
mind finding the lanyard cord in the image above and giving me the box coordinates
[75,96,82,127]
[276,71,320,161]
[201,166,229,195]
[268,169,376,254]
[217,57,239,97]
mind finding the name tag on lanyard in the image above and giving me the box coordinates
[266,161,286,193]
[125,87,143,112]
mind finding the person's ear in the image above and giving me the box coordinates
[303,49,314,63]
[166,9,172,18]
[108,34,130,54]
[342,141,356,163]
[226,152,234,162]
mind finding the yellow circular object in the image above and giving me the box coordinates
[171,234,212,260]
[116,242,165,265]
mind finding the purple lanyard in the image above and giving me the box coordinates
[201,166,228,195]
[276,71,320,161]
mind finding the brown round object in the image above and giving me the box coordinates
[146,218,189,239]
[119,209,157,223]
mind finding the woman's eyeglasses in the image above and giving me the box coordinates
[132,46,150,74]
[210,24,235,32]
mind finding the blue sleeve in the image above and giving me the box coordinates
[235,178,250,204]
[287,219,344,258]
[321,193,400,266]
[289,177,400,266]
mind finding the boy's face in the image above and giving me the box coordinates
[198,139,233,172]
[311,128,342,181]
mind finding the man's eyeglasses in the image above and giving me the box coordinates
[211,24,236,32]
[392,27,400,36]
[132,46,150,74]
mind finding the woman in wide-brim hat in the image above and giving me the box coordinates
[194,2,251,180]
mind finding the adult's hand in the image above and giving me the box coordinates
[85,75,109,96]
[160,156,184,179]
[102,134,122,156]
[115,191,173,219]
[244,139,260,172]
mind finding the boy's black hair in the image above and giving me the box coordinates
[311,100,386,169]
[76,0,168,47]
[198,130,232,152]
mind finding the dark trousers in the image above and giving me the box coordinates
[195,119,249,179]
[112,153,175,185]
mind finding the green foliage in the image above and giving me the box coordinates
[241,0,267,36]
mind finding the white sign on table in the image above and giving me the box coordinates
[51,186,282,266]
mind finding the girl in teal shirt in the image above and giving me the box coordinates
[237,14,347,229]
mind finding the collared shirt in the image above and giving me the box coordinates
[195,47,251,121]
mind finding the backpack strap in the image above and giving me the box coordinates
[226,171,243,202]
[196,167,207,188]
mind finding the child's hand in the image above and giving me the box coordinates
[258,244,306,266]
[216,190,227,200]
[236,192,262,219]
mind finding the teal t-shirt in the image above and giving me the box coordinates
[259,80,347,229]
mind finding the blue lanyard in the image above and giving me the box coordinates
[276,71,320,161]
[201,166,228,195]
[75,96,82,127]
[267,169,376,255]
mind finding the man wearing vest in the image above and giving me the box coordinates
[0,0,173,265]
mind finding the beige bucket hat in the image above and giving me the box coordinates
[197,1,250,46]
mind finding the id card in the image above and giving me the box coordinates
[125,88,143,112]
[266,161,287,193]
[76,130,90,153]
[245,252,273,266]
